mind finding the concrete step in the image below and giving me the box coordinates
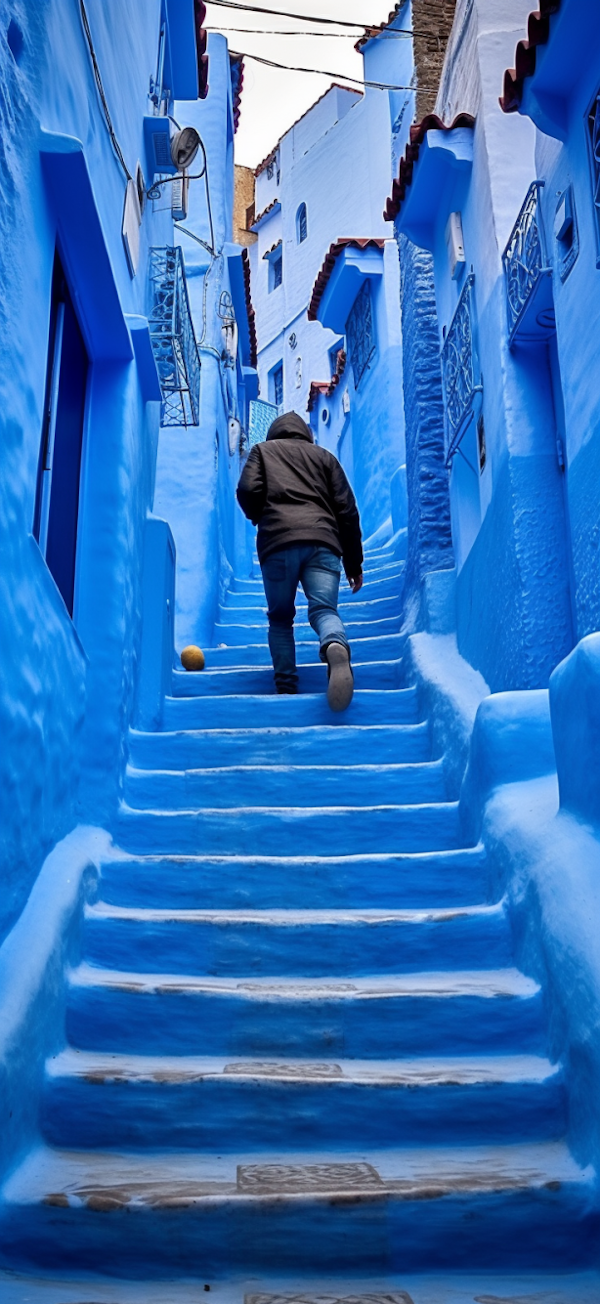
[225,581,404,609]
[65,965,546,1057]
[201,634,404,669]
[81,901,512,976]
[128,721,432,770]
[123,759,448,811]
[163,687,421,729]
[2,1270,599,1303]
[217,596,402,626]
[98,845,491,911]
[170,659,403,697]
[232,558,406,593]
[211,621,401,648]
[163,688,421,728]
[43,1050,566,1151]
[115,798,462,857]
[3,1142,592,1274]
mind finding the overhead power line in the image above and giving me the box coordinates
[207,24,415,37]
[229,48,426,90]
[207,0,370,30]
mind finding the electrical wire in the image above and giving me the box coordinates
[207,0,371,28]
[229,48,425,90]
[207,0,434,40]
[78,0,132,182]
[206,24,414,36]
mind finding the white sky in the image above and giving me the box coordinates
[204,0,401,167]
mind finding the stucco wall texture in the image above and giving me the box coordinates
[0,0,173,938]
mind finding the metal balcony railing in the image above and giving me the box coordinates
[503,181,553,344]
[441,272,483,465]
[149,247,201,427]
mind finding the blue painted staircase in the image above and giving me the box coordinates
[1,541,598,1296]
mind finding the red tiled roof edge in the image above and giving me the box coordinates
[307,238,386,322]
[254,84,362,177]
[499,1,561,113]
[251,197,280,229]
[355,3,405,52]
[307,352,348,410]
[383,112,476,223]
[307,381,330,412]
[241,248,258,369]
[229,53,244,132]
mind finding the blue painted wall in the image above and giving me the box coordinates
[0,0,228,938]
[154,33,258,648]
[249,9,415,543]
[394,0,575,690]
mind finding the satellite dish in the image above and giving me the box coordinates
[170,127,200,170]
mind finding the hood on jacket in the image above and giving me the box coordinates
[266,412,314,443]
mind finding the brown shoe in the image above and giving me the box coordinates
[325,643,353,712]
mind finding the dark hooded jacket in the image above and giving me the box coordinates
[236,412,363,577]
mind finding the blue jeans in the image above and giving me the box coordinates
[261,545,350,691]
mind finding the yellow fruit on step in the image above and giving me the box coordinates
[180,645,205,672]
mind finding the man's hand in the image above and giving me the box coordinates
[348,572,363,595]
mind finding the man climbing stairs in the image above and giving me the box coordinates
[0,540,597,1298]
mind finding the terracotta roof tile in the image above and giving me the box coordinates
[241,248,257,369]
[355,3,406,52]
[383,112,475,222]
[308,238,386,322]
[500,1,561,113]
[250,197,280,230]
[307,351,348,411]
[262,239,282,260]
[229,53,244,132]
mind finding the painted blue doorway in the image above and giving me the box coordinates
[34,255,89,617]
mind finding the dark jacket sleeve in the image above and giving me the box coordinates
[328,456,363,577]
[237,445,266,525]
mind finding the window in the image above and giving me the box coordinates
[33,254,89,617]
[345,280,376,389]
[271,363,284,409]
[554,185,579,283]
[587,90,600,263]
[296,202,308,244]
[268,250,283,292]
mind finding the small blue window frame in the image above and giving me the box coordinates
[296,203,308,244]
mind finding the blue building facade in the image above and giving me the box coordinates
[2,0,600,1294]
[247,10,415,544]
[0,4,252,954]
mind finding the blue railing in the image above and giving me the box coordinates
[148,247,201,427]
[502,181,552,343]
[441,272,483,465]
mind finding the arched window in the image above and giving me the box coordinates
[296,202,308,244]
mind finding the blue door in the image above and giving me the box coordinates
[34,256,89,617]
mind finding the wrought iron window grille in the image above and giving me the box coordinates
[440,272,483,467]
[149,246,201,427]
[554,184,579,284]
[345,280,376,389]
[503,181,553,344]
[587,91,600,265]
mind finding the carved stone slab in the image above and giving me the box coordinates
[237,1162,382,1193]
[246,1294,415,1304]
[224,1062,342,1078]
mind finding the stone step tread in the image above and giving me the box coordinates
[86,902,504,926]
[1,1273,599,1304]
[5,1141,587,1207]
[118,798,459,815]
[69,964,539,1000]
[130,723,430,741]
[125,760,444,779]
[47,1047,560,1087]
[162,688,421,728]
